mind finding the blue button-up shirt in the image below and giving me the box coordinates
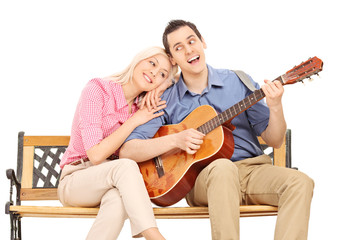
[126,65,270,162]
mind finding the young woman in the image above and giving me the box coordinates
[58,46,177,240]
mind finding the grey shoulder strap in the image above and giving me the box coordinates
[231,70,257,92]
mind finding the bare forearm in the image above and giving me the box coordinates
[261,105,287,148]
[260,79,287,148]
[86,119,138,165]
[119,135,178,162]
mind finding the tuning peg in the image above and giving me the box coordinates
[306,75,315,82]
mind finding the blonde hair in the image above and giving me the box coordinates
[104,46,177,85]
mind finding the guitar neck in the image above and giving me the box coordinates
[197,76,284,135]
[195,56,324,135]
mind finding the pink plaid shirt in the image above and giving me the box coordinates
[60,78,139,168]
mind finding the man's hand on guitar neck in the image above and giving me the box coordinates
[261,79,284,110]
[260,79,287,149]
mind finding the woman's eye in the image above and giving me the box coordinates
[150,61,155,66]
[189,40,195,44]
[176,46,182,51]
[161,72,166,78]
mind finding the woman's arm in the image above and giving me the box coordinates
[86,102,167,165]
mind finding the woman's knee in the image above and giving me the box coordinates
[109,158,140,172]
[119,158,139,169]
[107,158,145,187]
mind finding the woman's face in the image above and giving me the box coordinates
[132,54,172,92]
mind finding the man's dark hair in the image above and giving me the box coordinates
[162,19,202,56]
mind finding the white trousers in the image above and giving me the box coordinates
[58,159,157,240]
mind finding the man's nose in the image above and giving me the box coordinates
[184,45,192,54]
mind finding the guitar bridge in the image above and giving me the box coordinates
[154,156,165,178]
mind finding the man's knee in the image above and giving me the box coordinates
[207,159,239,182]
[288,171,314,196]
[300,172,314,194]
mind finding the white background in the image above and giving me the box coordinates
[1,0,359,239]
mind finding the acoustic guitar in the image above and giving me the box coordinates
[138,57,323,207]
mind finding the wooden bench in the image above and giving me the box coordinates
[6,130,292,239]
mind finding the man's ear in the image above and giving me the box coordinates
[201,37,207,49]
[169,55,177,65]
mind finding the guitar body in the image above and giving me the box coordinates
[138,105,235,206]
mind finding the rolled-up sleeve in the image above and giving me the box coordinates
[245,81,270,136]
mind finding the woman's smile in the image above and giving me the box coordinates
[143,73,153,83]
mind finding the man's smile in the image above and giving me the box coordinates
[187,55,200,64]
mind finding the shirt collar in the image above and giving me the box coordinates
[113,81,139,108]
[134,95,140,105]
[177,64,224,99]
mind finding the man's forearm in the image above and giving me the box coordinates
[261,105,287,148]
[119,135,177,162]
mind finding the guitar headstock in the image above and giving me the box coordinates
[282,56,323,85]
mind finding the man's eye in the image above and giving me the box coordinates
[176,46,182,51]
[161,72,166,78]
[189,40,195,44]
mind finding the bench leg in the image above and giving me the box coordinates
[9,213,21,240]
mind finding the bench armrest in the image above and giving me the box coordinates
[5,168,21,214]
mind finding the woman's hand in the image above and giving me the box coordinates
[140,74,179,111]
[140,80,171,110]
[131,100,167,126]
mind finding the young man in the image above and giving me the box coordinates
[120,20,314,240]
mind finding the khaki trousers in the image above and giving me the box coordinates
[58,159,157,240]
[186,155,314,240]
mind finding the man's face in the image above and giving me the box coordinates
[167,26,207,76]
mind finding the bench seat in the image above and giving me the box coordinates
[9,205,278,219]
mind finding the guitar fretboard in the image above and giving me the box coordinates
[197,88,266,135]
[195,55,323,135]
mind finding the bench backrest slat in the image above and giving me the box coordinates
[23,136,71,146]
[22,146,35,188]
